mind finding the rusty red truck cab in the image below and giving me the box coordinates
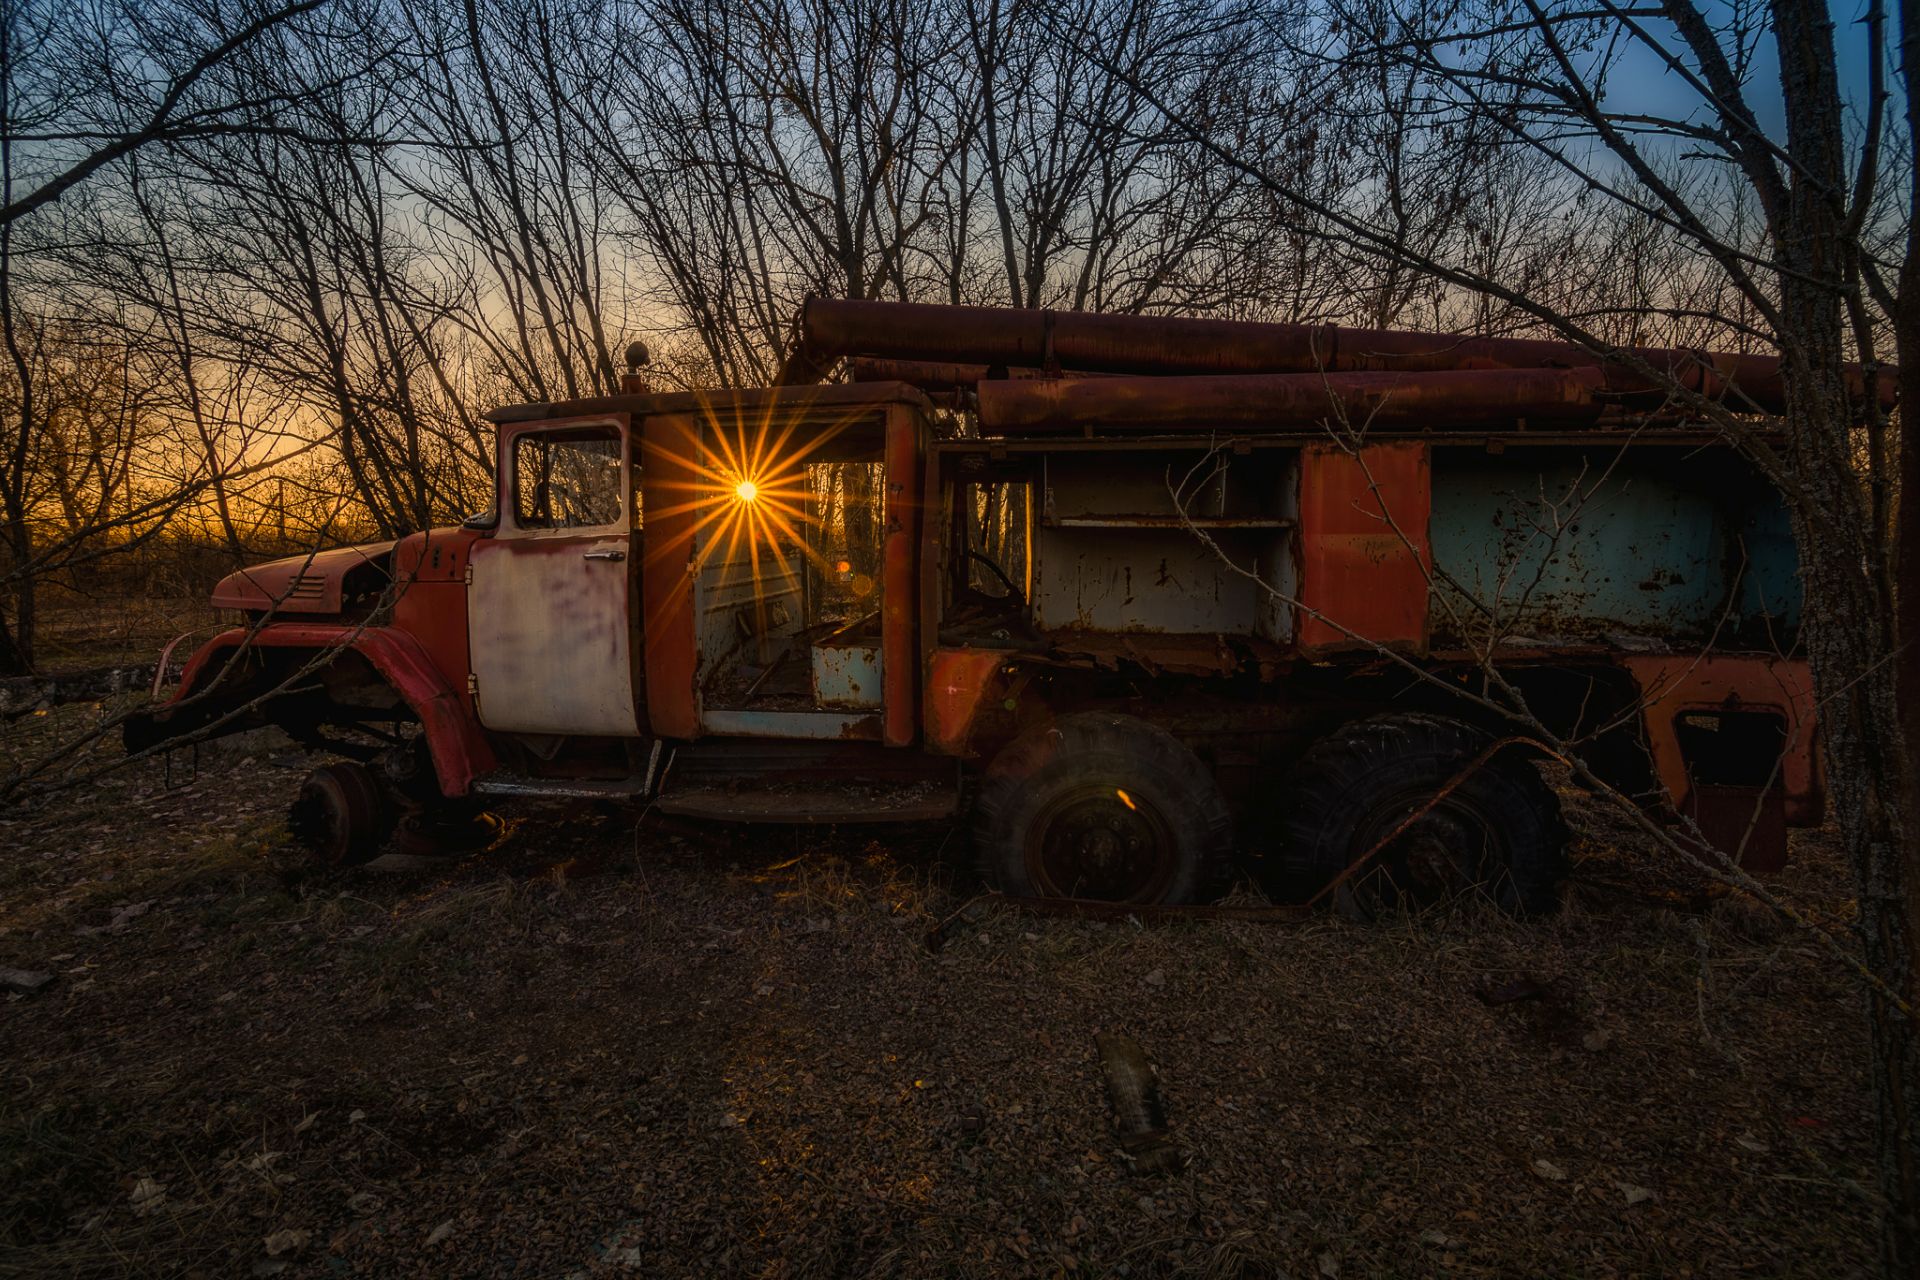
[130,301,1845,911]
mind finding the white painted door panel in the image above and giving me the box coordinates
[467,533,639,735]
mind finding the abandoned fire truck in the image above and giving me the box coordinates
[126,300,1895,911]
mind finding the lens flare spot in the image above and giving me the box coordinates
[1115,788,1137,811]
[734,478,759,503]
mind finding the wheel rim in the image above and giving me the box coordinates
[290,767,381,867]
[1024,783,1179,902]
[290,778,352,865]
[1346,785,1503,911]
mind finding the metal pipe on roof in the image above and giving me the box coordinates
[794,297,1895,420]
[845,357,1116,390]
[974,367,1610,435]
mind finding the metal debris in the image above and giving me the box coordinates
[1094,1032,1187,1176]
[0,967,55,995]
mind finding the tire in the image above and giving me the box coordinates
[972,712,1235,905]
[289,762,392,868]
[1274,714,1566,916]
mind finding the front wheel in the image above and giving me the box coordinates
[1273,714,1567,916]
[972,712,1235,905]
[289,761,393,868]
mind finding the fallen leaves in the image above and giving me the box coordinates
[0,765,1880,1279]
[262,1227,310,1256]
[79,899,154,937]
[127,1176,167,1216]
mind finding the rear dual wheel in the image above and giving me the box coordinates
[1274,714,1567,917]
[971,710,1568,915]
[973,713,1235,905]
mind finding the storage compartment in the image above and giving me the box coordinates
[1031,447,1297,640]
[811,618,883,709]
[1428,448,1800,648]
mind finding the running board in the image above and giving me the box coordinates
[654,778,961,823]
[471,777,650,800]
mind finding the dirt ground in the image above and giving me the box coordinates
[0,707,1881,1279]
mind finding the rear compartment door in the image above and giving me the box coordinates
[468,415,642,736]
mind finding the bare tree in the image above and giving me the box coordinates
[0,0,397,671]
[1093,0,1915,1266]
[0,0,338,227]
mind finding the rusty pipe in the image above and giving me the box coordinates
[796,297,1895,419]
[846,357,1118,390]
[975,367,1610,435]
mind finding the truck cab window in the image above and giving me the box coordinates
[804,458,885,629]
[940,474,1035,647]
[964,480,1030,601]
[515,428,624,529]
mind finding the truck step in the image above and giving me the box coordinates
[471,776,650,800]
[654,777,961,824]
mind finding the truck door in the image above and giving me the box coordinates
[467,416,642,736]
[638,402,920,745]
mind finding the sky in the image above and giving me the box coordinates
[1604,0,1892,142]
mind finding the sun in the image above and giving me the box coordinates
[733,478,759,504]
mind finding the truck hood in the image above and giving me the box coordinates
[210,541,397,614]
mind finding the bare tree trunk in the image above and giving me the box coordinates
[0,595,26,676]
[1888,2,1920,1266]
[1774,1,1916,1265]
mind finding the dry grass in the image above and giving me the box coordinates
[0,721,1880,1279]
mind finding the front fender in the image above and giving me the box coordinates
[125,625,495,798]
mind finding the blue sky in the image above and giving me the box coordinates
[1603,0,1888,141]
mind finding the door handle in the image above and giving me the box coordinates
[583,549,626,562]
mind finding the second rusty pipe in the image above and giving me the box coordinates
[796,297,1895,419]
[975,367,1610,434]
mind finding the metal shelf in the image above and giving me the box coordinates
[1041,514,1296,529]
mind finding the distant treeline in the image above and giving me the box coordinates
[0,0,1886,674]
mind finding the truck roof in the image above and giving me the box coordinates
[485,378,1765,447]
[484,380,935,426]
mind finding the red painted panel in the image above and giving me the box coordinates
[390,527,485,692]
[1623,654,1822,826]
[925,648,1004,756]
[171,625,495,796]
[210,540,397,613]
[917,435,945,737]
[390,526,482,585]
[882,408,920,747]
[1296,442,1431,655]
[641,413,701,738]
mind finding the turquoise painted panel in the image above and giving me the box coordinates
[1735,493,1801,633]
[1428,451,1799,644]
